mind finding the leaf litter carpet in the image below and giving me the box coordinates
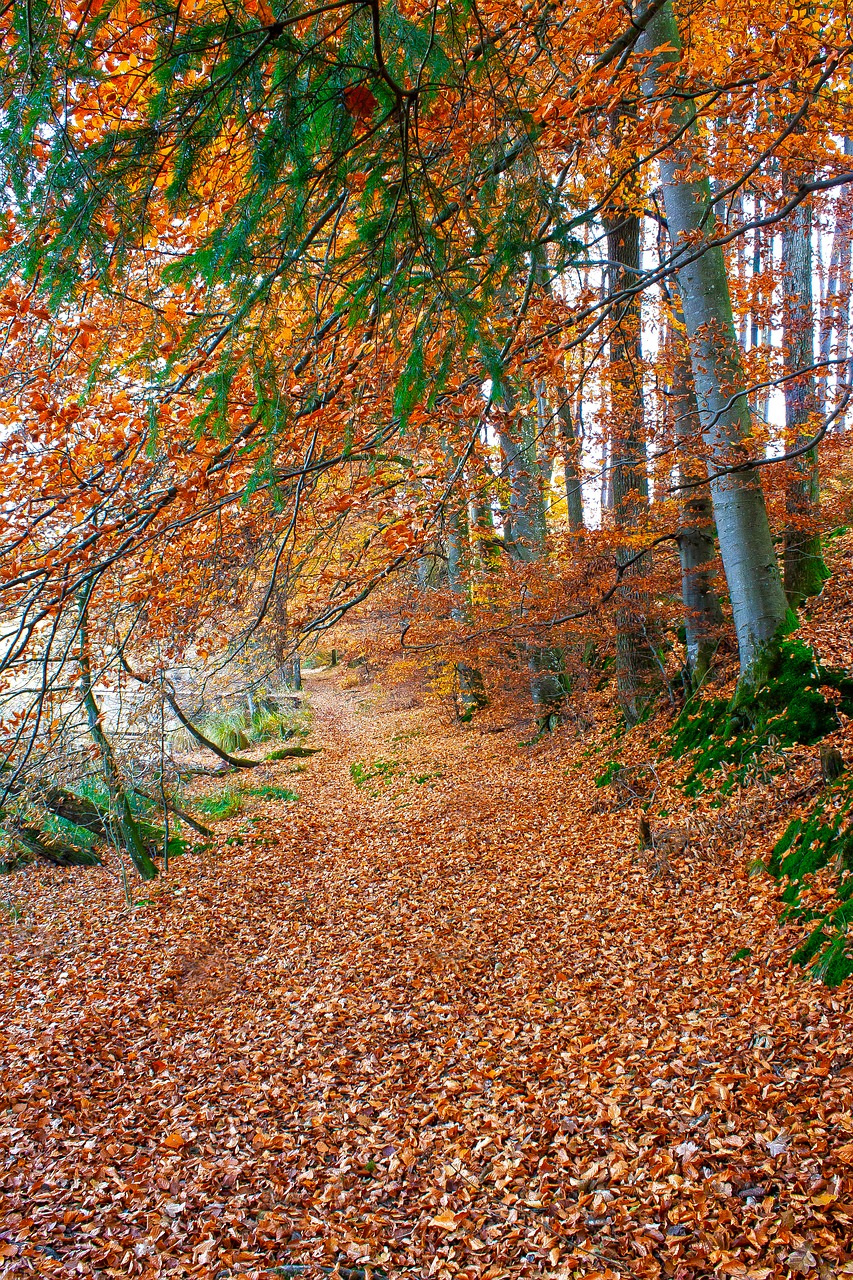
[1,672,852,1280]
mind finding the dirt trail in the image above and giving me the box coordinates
[1,672,852,1279]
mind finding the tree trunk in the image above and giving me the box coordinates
[817,138,852,419]
[780,187,828,605]
[444,499,487,720]
[497,399,565,716]
[555,386,585,531]
[78,595,158,880]
[604,205,660,724]
[534,379,556,499]
[670,297,725,685]
[640,2,789,680]
[498,411,548,561]
[467,487,499,573]
[272,585,302,689]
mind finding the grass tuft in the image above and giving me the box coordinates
[244,785,298,802]
[194,787,244,820]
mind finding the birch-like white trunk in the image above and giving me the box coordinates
[780,188,826,604]
[497,400,564,713]
[640,2,788,677]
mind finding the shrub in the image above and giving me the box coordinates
[767,773,853,987]
[671,637,853,795]
[199,711,251,753]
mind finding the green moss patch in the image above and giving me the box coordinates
[671,638,853,795]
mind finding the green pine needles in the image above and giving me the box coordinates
[1,0,591,445]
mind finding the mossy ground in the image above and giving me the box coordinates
[671,637,853,796]
[668,636,853,986]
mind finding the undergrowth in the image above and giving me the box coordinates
[245,784,299,802]
[671,637,853,795]
[1,778,190,873]
[768,772,853,987]
[194,787,244,820]
[661,634,853,986]
[350,758,404,791]
[192,696,312,755]
[194,783,298,820]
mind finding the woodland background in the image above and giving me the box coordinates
[2,0,853,1277]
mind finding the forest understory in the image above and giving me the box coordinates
[2,648,853,1280]
[4,0,853,1275]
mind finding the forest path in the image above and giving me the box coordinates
[1,671,851,1278]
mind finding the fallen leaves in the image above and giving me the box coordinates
[0,669,852,1279]
[429,1209,459,1231]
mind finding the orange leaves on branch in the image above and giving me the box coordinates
[343,84,378,123]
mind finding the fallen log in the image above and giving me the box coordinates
[265,746,323,762]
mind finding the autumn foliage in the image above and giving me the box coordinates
[1,0,853,1275]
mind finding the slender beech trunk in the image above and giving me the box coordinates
[540,263,585,531]
[498,412,548,559]
[604,205,660,723]
[601,433,614,514]
[838,139,853,420]
[670,299,725,684]
[780,188,828,605]
[818,139,853,416]
[534,379,556,499]
[556,386,586,531]
[753,215,774,427]
[732,192,749,352]
[816,211,841,411]
[640,2,789,679]
[272,586,301,689]
[444,499,487,719]
[78,595,158,880]
[497,398,564,715]
[467,487,499,574]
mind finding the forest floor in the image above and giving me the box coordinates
[1,667,853,1280]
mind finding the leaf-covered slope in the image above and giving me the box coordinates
[0,670,851,1278]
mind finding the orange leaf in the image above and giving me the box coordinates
[343,84,378,122]
[430,1210,458,1231]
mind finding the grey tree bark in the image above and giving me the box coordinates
[639,2,789,679]
[443,499,487,720]
[780,188,828,605]
[467,486,499,574]
[534,379,557,499]
[78,594,158,880]
[669,298,725,684]
[555,387,586,531]
[538,261,586,532]
[817,138,853,418]
[497,395,565,716]
[604,205,661,723]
